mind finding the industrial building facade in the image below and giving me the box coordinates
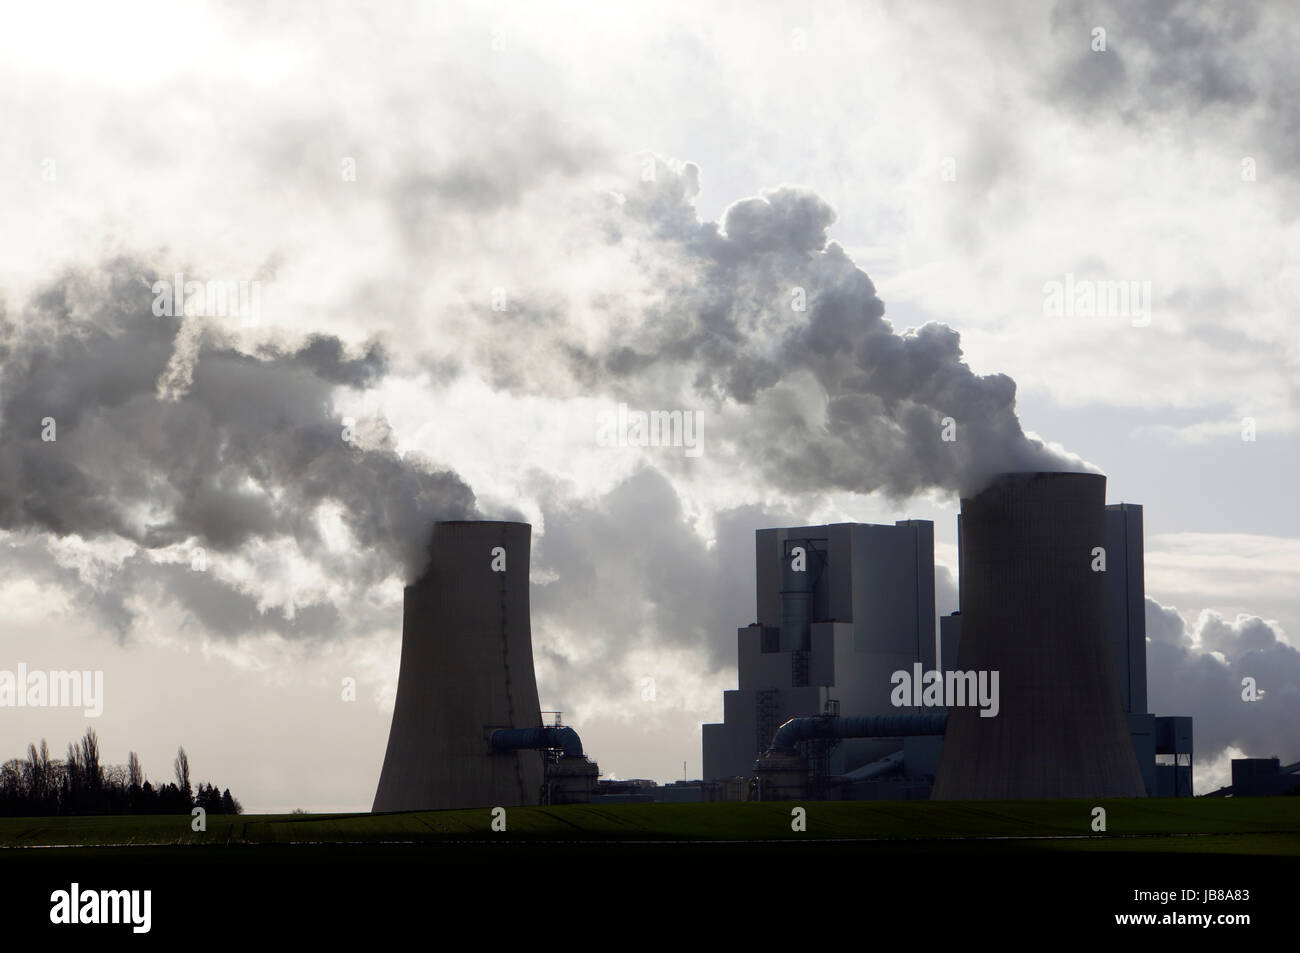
[1104,503,1193,797]
[371,479,1198,812]
[704,474,1195,801]
[701,520,936,788]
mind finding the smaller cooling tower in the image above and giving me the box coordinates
[372,521,544,812]
[932,472,1146,800]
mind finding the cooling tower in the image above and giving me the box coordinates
[932,472,1146,799]
[372,521,545,812]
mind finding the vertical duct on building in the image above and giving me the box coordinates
[372,521,545,812]
[779,538,825,652]
[781,537,825,690]
[932,472,1146,800]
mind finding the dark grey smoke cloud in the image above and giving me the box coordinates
[550,160,1085,499]
[0,261,477,600]
[528,465,803,703]
[1,534,348,641]
[0,159,1087,653]
[1147,598,1300,777]
[529,466,790,672]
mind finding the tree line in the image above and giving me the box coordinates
[0,728,242,816]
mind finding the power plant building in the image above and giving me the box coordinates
[704,472,1195,802]
[371,482,1196,811]
[1105,503,1194,796]
[1107,503,1148,715]
[702,520,936,785]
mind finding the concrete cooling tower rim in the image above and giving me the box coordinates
[431,520,531,526]
[963,470,1106,502]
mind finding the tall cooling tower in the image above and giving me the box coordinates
[372,521,544,812]
[932,472,1146,799]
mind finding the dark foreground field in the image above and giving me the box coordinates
[2,795,1299,851]
[2,797,1295,937]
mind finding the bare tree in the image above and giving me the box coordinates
[0,760,22,797]
[103,764,128,790]
[1,734,241,817]
[39,740,53,804]
[26,740,54,806]
[127,751,143,789]
[25,743,42,799]
[79,728,101,791]
[65,742,82,789]
[173,746,191,799]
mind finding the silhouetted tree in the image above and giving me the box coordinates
[23,741,56,813]
[0,736,241,816]
[127,751,143,791]
[173,746,191,804]
[137,780,158,814]
[195,782,217,813]
[79,729,102,794]
[63,742,84,812]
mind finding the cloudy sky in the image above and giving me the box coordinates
[1,0,1296,809]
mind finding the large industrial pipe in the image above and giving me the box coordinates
[490,726,585,759]
[932,472,1147,799]
[771,713,948,749]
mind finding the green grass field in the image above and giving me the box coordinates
[2,796,1299,854]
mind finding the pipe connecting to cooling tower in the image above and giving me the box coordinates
[770,712,949,749]
[490,725,585,759]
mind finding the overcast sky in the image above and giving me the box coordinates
[2,0,1296,809]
